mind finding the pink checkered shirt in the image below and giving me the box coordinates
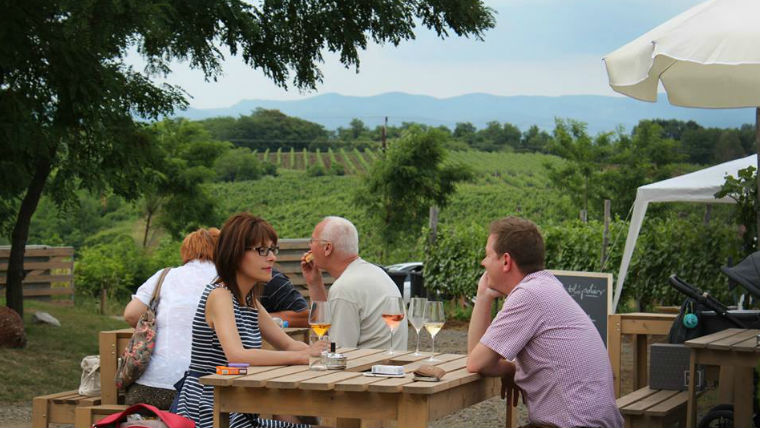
[481,271,622,428]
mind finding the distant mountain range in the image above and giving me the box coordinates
[177,92,755,135]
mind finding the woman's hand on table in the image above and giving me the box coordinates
[305,340,329,357]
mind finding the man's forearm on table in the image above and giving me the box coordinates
[468,293,495,353]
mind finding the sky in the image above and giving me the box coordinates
[130,0,700,109]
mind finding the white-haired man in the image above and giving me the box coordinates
[302,216,408,350]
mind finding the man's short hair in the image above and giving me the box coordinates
[320,216,359,256]
[489,216,545,274]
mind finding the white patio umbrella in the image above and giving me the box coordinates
[603,0,760,312]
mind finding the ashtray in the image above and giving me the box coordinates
[325,352,347,370]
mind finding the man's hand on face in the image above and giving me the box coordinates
[477,272,505,300]
[301,251,322,284]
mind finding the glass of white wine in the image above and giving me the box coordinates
[407,297,427,356]
[308,300,331,370]
[423,300,445,362]
[381,296,406,355]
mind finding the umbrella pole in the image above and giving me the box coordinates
[756,107,760,248]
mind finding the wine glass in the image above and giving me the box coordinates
[381,296,405,355]
[423,300,445,362]
[308,300,331,370]
[407,297,428,356]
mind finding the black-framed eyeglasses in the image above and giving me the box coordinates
[249,246,279,256]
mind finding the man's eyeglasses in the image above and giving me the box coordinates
[249,246,279,256]
[308,238,330,245]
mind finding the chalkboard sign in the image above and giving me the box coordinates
[549,269,612,346]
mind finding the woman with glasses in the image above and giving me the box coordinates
[175,212,325,428]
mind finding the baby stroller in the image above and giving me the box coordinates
[668,251,760,428]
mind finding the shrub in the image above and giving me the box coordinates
[423,217,742,312]
[306,164,327,177]
[75,235,145,301]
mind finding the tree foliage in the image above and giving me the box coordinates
[1,0,496,317]
[544,119,610,218]
[715,166,758,255]
[355,128,473,247]
[138,119,227,244]
[201,109,330,151]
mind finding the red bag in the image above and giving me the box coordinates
[92,403,195,428]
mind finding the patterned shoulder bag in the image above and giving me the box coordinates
[115,267,171,390]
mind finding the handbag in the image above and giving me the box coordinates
[92,403,195,428]
[115,267,171,391]
[79,355,101,396]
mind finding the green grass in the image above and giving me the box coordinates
[0,298,128,403]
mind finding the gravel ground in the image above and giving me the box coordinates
[0,323,716,428]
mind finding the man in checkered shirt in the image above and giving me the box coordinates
[467,217,622,428]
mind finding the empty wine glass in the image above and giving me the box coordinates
[381,296,405,355]
[407,297,428,356]
[423,300,445,362]
[308,300,331,370]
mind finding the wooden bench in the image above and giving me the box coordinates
[32,390,102,428]
[32,329,130,427]
[617,386,691,428]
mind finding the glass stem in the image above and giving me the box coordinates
[415,330,421,354]
[389,329,394,354]
[431,335,435,355]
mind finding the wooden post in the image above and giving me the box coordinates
[100,288,107,314]
[755,107,760,247]
[429,206,439,245]
[601,199,610,269]
[703,204,712,225]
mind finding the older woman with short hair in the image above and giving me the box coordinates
[122,227,219,409]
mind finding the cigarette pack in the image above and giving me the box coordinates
[216,366,248,375]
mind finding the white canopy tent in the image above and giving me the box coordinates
[612,154,757,312]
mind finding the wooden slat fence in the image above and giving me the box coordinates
[277,239,334,297]
[0,245,75,299]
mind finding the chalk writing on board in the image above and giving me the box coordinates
[566,283,605,300]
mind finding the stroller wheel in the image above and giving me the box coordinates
[698,404,733,428]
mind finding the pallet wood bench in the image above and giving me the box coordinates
[33,326,312,427]
[74,404,129,428]
[32,390,102,428]
[32,329,131,427]
[617,386,691,428]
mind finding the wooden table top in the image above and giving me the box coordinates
[684,328,760,352]
[199,348,482,395]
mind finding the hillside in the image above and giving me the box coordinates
[209,151,574,262]
[179,92,755,135]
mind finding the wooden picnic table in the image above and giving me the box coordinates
[199,348,500,428]
[685,328,760,428]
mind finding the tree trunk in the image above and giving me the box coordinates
[143,210,153,248]
[6,156,54,318]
